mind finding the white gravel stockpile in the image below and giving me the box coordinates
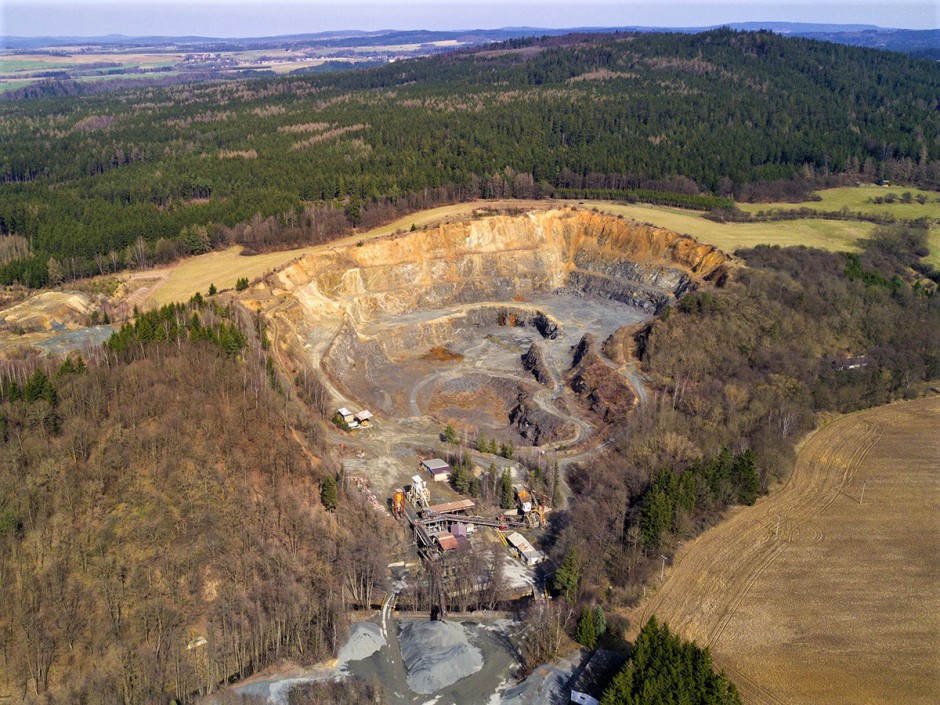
[338,621,386,665]
[399,620,484,694]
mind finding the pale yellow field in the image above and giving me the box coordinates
[631,398,940,705]
[589,202,877,254]
[738,185,940,221]
[140,247,307,307]
[262,58,353,73]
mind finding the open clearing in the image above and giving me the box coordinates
[630,397,940,705]
[737,185,940,221]
[589,202,878,254]
[140,246,314,307]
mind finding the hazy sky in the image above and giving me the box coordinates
[3,0,937,37]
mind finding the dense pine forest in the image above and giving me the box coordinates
[601,617,741,705]
[2,29,939,286]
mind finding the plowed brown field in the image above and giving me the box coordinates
[630,397,940,704]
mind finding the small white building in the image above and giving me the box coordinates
[421,458,451,482]
[337,407,355,424]
[354,410,373,427]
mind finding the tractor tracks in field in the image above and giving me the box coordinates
[631,409,886,661]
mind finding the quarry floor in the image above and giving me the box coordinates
[316,290,653,506]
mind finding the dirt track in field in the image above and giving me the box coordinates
[629,397,940,705]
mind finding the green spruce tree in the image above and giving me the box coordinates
[451,463,470,494]
[500,468,514,509]
[594,606,607,638]
[321,475,338,512]
[553,547,581,604]
[576,607,597,649]
[732,449,760,506]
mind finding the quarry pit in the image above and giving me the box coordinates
[232,207,728,703]
[252,208,727,479]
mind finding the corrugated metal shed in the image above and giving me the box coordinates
[435,532,458,551]
[425,499,475,515]
[506,532,534,551]
[422,458,451,480]
[506,531,545,565]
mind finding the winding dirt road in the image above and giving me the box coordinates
[630,397,940,705]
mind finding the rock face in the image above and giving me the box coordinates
[567,333,636,422]
[273,208,728,334]
[522,342,553,385]
[509,393,573,445]
[262,207,728,416]
[533,311,559,339]
[571,332,598,368]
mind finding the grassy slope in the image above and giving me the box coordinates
[928,229,940,268]
[589,203,877,254]
[735,186,940,266]
[736,186,940,221]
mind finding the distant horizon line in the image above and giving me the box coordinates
[4,21,938,41]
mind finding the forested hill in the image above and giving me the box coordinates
[1,29,939,287]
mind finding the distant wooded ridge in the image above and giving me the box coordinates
[1,29,938,288]
[4,22,938,56]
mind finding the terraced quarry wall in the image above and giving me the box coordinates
[259,208,728,429]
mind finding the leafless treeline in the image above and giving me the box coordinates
[397,544,508,615]
[0,334,390,703]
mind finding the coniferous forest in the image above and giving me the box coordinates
[2,29,939,286]
[601,617,741,705]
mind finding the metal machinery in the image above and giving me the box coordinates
[391,487,406,518]
[514,486,544,527]
[515,487,533,513]
[406,474,430,509]
[526,508,544,528]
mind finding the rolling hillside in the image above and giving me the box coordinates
[1,29,939,288]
